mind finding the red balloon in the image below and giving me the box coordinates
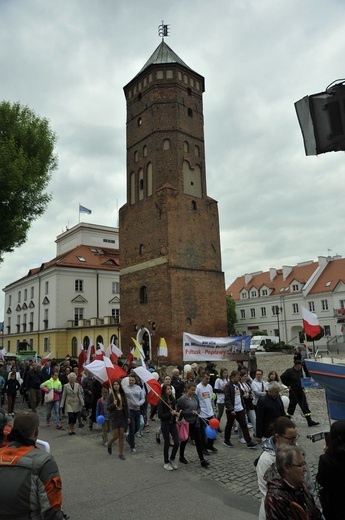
[209,418,220,429]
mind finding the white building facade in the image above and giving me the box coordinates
[227,255,345,347]
[2,223,120,358]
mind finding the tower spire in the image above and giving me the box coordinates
[158,20,170,41]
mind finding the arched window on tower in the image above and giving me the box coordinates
[130,172,135,205]
[147,162,153,196]
[191,200,197,211]
[137,117,142,126]
[143,145,148,157]
[194,145,200,157]
[134,150,139,162]
[188,108,193,118]
[187,87,192,96]
[138,168,144,200]
[139,244,144,255]
[139,286,148,304]
[184,141,189,153]
[163,138,170,150]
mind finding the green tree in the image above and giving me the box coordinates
[226,295,237,335]
[0,101,58,262]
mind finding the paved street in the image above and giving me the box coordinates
[7,353,332,519]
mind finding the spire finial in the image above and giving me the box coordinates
[158,21,170,41]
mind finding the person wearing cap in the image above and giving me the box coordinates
[0,411,64,519]
[280,360,319,427]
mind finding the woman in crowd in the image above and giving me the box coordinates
[238,369,256,441]
[267,370,280,383]
[40,371,63,429]
[317,420,345,519]
[157,383,180,470]
[177,382,210,468]
[60,372,84,435]
[214,368,229,432]
[107,380,129,460]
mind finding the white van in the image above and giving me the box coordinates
[250,335,279,352]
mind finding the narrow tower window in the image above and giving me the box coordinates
[163,138,170,150]
[140,286,148,304]
[137,117,142,126]
[188,108,193,118]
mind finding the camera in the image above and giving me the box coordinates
[307,431,329,443]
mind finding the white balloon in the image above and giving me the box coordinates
[183,364,192,375]
[121,376,129,388]
[151,371,159,380]
[281,395,290,409]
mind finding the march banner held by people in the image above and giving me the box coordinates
[183,333,251,362]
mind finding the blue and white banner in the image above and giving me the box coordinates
[183,333,251,361]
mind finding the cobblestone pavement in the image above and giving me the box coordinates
[10,353,332,503]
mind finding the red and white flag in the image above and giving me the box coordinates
[94,343,105,360]
[41,352,52,366]
[301,307,322,338]
[86,339,95,365]
[134,366,162,406]
[105,344,122,364]
[78,344,87,374]
[87,356,126,385]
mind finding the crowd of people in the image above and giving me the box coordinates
[0,347,343,519]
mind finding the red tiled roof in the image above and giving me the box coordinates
[227,262,318,300]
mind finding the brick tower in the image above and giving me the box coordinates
[119,39,227,363]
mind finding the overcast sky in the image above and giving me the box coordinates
[1,0,345,319]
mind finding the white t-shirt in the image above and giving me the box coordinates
[214,378,228,404]
[233,383,243,412]
[196,382,214,418]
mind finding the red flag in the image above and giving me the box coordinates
[78,345,87,375]
[301,307,322,338]
[134,366,162,406]
[86,340,95,365]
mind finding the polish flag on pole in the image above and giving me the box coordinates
[301,307,322,338]
[134,366,162,406]
[86,340,95,365]
[105,344,122,364]
[94,343,105,360]
[41,352,52,366]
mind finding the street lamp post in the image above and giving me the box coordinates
[272,305,283,344]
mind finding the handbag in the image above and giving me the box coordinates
[176,420,189,441]
[44,389,54,403]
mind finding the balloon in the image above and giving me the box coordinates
[281,395,290,409]
[212,393,217,400]
[209,418,220,429]
[121,376,129,388]
[183,364,191,375]
[151,372,159,380]
[205,425,217,439]
[96,415,105,424]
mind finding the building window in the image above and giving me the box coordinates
[9,295,12,306]
[251,290,257,298]
[111,308,120,323]
[184,141,189,153]
[187,87,192,96]
[75,279,84,292]
[250,308,256,318]
[241,292,248,299]
[309,301,315,312]
[7,317,11,334]
[45,281,49,295]
[261,307,266,317]
[188,108,193,117]
[292,284,299,291]
[24,289,27,301]
[44,309,49,330]
[292,303,299,314]
[191,200,197,211]
[261,289,268,296]
[140,286,148,304]
[321,299,329,311]
[31,286,34,299]
[43,337,49,352]
[134,150,139,162]
[139,244,144,255]
[112,281,120,294]
[74,308,84,326]
[29,312,34,332]
[163,138,170,150]
[18,291,21,303]
[143,145,147,157]
[240,309,245,319]
[137,117,142,127]
[324,325,331,336]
